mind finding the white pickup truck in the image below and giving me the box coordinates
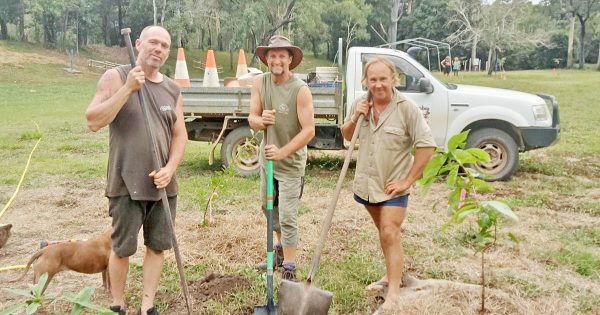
[182,46,560,181]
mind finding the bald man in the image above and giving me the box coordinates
[86,26,187,315]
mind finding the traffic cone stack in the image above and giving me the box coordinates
[202,49,220,87]
[174,48,191,88]
[236,49,248,78]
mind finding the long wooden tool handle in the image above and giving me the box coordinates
[121,28,192,315]
[306,114,365,281]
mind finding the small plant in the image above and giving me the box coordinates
[1,273,115,315]
[1,273,55,315]
[200,165,237,227]
[418,130,518,314]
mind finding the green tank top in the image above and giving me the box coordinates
[260,73,308,178]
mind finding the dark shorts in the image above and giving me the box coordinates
[109,196,176,257]
[443,66,451,74]
[353,194,409,208]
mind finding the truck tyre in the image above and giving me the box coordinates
[466,128,519,181]
[221,126,262,176]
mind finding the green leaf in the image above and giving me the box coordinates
[422,154,447,180]
[26,303,40,315]
[3,288,34,298]
[30,273,48,297]
[466,148,491,163]
[472,178,494,193]
[447,130,470,150]
[482,201,518,221]
[508,232,519,244]
[0,303,28,315]
[446,164,459,186]
[452,149,477,164]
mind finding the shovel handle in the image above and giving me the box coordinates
[121,28,192,315]
[306,113,365,282]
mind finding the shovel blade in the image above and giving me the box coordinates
[254,303,278,315]
[278,280,333,315]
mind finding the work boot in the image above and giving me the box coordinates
[138,307,159,315]
[281,264,297,281]
[256,244,284,271]
[110,305,126,315]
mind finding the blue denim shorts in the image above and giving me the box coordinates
[353,194,409,208]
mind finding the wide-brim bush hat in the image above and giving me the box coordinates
[255,35,303,70]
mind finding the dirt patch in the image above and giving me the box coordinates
[83,45,129,65]
[164,273,253,313]
[0,46,66,65]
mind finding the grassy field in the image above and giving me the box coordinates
[1,40,599,314]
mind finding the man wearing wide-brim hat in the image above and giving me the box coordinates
[248,35,315,281]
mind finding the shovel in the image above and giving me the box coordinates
[121,28,192,315]
[278,113,366,315]
[255,126,277,315]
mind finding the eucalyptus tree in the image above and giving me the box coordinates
[447,0,551,74]
[0,0,25,40]
[294,0,329,57]
[322,0,371,61]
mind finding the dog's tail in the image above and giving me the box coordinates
[9,249,45,282]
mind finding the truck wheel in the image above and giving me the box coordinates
[466,128,519,181]
[221,126,262,176]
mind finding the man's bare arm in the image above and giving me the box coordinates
[85,66,144,132]
[248,75,266,131]
[166,95,188,171]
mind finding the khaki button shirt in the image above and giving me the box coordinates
[347,90,436,203]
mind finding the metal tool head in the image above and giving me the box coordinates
[120,28,131,35]
[277,279,333,315]
[254,300,277,315]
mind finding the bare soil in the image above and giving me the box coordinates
[1,173,599,314]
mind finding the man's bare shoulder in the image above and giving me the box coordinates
[97,68,123,90]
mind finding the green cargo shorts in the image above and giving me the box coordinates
[109,195,176,257]
[260,169,304,247]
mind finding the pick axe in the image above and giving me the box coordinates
[120,28,192,315]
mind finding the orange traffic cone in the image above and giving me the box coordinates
[202,49,220,87]
[174,48,191,88]
[236,49,248,78]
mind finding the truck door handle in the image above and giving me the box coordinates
[451,103,469,111]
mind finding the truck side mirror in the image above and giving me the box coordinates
[419,78,433,94]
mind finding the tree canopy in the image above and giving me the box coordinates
[0,0,599,70]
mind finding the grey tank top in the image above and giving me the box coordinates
[260,73,308,178]
[106,65,180,200]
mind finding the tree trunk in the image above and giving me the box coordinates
[470,36,478,71]
[18,0,26,41]
[102,13,109,46]
[153,0,157,25]
[487,47,496,75]
[567,15,575,68]
[160,0,167,25]
[197,28,203,49]
[596,43,600,71]
[118,0,124,46]
[388,0,402,49]
[0,17,7,40]
[578,16,586,70]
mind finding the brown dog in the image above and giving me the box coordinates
[12,229,112,293]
